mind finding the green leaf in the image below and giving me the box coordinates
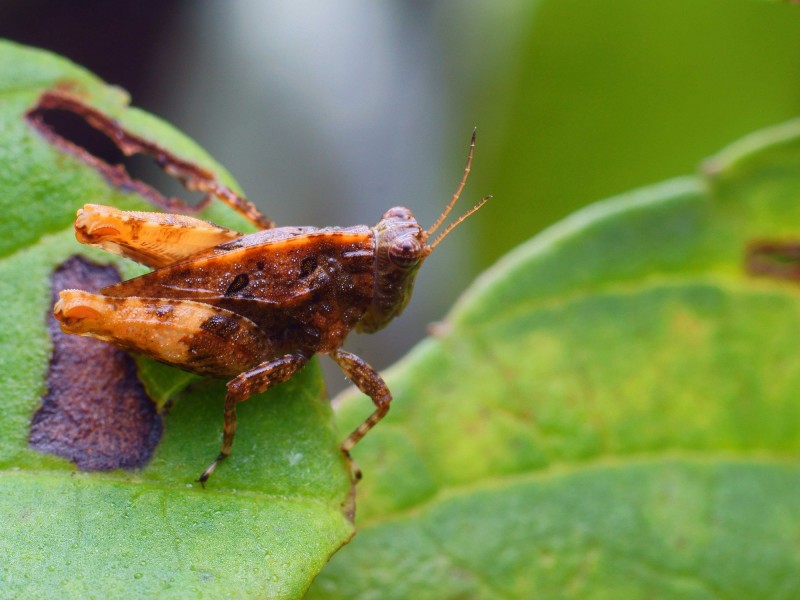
[0,40,353,598]
[309,121,800,597]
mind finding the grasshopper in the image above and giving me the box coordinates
[54,132,488,484]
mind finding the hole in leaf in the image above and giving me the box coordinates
[26,90,273,228]
[124,152,207,206]
[30,104,207,208]
[34,107,124,164]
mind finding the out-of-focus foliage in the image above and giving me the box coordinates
[465,0,800,269]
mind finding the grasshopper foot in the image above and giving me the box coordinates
[197,452,227,487]
[343,449,363,483]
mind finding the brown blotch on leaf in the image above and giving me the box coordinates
[30,256,162,471]
[25,89,272,229]
[745,240,800,281]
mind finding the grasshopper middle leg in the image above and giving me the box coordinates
[198,353,308,484]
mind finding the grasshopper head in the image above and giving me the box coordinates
[357,131,490,333]
[357,207,430,334]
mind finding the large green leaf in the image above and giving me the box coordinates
[309,121,800,597]
[0,40,353,598]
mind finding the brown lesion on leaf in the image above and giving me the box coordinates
[745,240,800,281]
[25,89,273,230]
[29,256,162,471]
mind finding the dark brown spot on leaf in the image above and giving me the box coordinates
[29,256,162,471]
[224,273,249,296]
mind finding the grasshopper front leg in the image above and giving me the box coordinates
[331,349,392,480]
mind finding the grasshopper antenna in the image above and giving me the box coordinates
[426,128,490,249]
[426,128,477,239]
[429,194,492,250]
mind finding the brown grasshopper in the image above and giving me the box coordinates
[54,132,488,484]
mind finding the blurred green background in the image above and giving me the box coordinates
[3,0,800,375]
[473,0,800,269]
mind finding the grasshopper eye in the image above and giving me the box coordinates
[388,236,423,268]
[383,206,414,220]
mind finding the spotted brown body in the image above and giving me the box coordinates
[54,132,488,484]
